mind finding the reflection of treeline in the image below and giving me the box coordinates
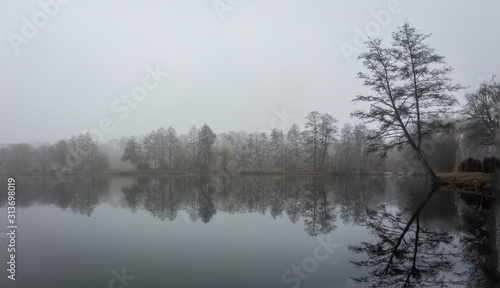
[0,177,109,216]
[0,176,385,235]
[119,176,384,234]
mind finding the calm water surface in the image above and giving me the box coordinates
[0,176,498,287]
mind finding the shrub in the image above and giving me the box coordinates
[482,156,500,173]
[457,157,483,172]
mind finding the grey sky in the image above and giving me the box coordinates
[1,0,499,143]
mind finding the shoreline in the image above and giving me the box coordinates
[0,169,425,177]
[435,172,496,196]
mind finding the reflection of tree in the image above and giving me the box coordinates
[458,197,499,287]
[143,179,180,221]
[303,178,336,236]
[398,178,459,229]
[335,176,384,225]
[459,192,495,212]
[285,177,303,224]
[121,178,145,212]
[186,184,200,222]
[52,181,72,209]
[196,178,217,223]
[68,178,108,217]
[270,178,285,219]
[349,188,464,287]
[0,177,109,216]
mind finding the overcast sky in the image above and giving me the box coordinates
[1,0,499,144]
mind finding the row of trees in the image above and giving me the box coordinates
[0,133,109,173]
[0,113,379,174]
[121,124,217,171]
[461,77,500,150]
[118,112,384,172]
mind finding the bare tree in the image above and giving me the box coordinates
[352,124,369,171]
[217,144,231,172]
[121,137,142,170]
[186,126,198,169]
[461,77,500,152]
[143,130,160,169]
[318,113,338,170]
[165,126,178,169]
[303,111,321,171]
[303,111,337,171]
[256,132,270,170]
[74,133,99,171]
[34,145,52,172]
[285,124,302,171]
[244,133,255,170]
[270,128,286,170]
[156,127,168,169]
[352,23,462,180]
[338,123,354,172]
[196,124,217,170]
[3,143,35,173]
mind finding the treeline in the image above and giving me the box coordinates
[0,111,384,174]
[120,111,385,173]
[1,76,498,175]
[0,134,109,173]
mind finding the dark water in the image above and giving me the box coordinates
[0,176,498,287]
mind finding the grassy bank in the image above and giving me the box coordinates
[435,172,495,196]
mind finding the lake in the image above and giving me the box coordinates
[0,175,498,287]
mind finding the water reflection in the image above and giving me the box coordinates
[120,176,384,237]
[349,179,499,287]
[1,175,498,287]
[0,177,109,216]
[0,176,385,237]
[458,193,499,287]
[302,178,336,236]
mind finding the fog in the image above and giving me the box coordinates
[1,0,499,143]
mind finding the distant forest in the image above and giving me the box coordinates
[0,87,498,175]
